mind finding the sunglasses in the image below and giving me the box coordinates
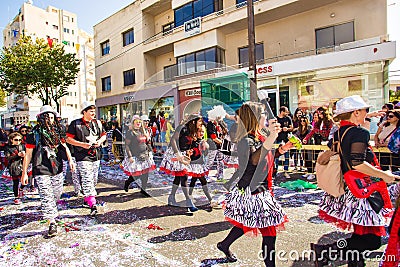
[387,114,395,119]
[366,108,370,113]
[13,139,22,142]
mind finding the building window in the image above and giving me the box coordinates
[63,28,70,33]
[101,40,110,56]
[174,0,222,27]
[102,76,111,92]
[177,47,224,76]
[72,29,74,35]
[164,65,178,82]
[348,79,363,92]
[238,43,264,67]
[63,15,70,22]
[123,69,135,86]
[52,25,58,30]
[162,22,174,35]
[122,28,134,46]
[316,21,354,50]
[396,86,400,91]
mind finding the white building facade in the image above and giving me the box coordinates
[2,2,96,128]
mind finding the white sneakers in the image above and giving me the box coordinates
[302,173,316,181]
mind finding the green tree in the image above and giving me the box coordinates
[0,36,80,112]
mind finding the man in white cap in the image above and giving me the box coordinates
[66,101,106,216]
[21,105,75,237]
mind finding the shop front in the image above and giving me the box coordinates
[179,88,202,119]
[96,84,178,128]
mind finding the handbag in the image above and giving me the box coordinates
[315,127,353,197]
[367,191,384,213]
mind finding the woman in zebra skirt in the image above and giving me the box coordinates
[159,114,203,212]
[21,105,75,237]
[122,115,156,196]
[312,95,400,267]
[217,102,291,266]
[188,125,217,207]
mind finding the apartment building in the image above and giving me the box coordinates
[94,0,395,124]
[1,1,96,128]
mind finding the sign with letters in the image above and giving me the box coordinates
[185,89,201,97]
[184,17,201,38]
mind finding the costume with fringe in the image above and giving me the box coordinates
[318,122,392,236]
[223,133,288,236]
[121,129,155,176]
[160,124,193,176]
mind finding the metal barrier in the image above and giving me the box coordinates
[281,145,400,173]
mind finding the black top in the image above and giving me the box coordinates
[189,138,205,164]
[331,125,374,174]
[5,144,24,177]
[170,124,190,154]
[276,116,293,143]
[236,134,270,192]
[67,118,105,162]
[26,132,64,176]
[125,130,150,159]
[112,127,123,141]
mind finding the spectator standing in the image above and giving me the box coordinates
[275,106,293,178]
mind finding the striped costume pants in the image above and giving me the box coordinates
[35,172,64,221]
[76,160,100,197]
[63,157,81,195]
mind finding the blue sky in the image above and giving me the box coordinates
[1,0,134,47]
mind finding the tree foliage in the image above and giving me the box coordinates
[0,36,80,111]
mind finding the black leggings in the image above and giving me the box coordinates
[172,175,188,187]
[189,176,207,187]
[12,178,24,198]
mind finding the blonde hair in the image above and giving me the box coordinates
[333,112,352,122]
[235,102,264,142]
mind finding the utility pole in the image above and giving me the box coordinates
[247,0,257,101]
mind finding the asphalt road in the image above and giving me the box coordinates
[0,167,387,267]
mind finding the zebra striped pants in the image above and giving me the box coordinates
[76,160,100,197]
[63,158,81,195]
[35,172,64,221]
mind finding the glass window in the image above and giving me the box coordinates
[176,47,224,76]
[202,0,214,16]
[123,69,135,86]
[101,40,110,56]
[205,48,216,69]
[123,28,134,46]
[177,56,186,76]
[101,76,111,92]
[334,22,355,45]
[164,65,177,82]
[186,53,196,74]
[193,0,202,18]
[316,21,354,49]
[196,50,206,72]
[174,0,221,27]
[238,43,264,66]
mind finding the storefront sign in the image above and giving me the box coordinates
[184,17,201,38]
[256,65,273,75]
[185,89,201,97]
[123,95,135,102]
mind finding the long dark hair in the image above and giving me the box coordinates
[34,112,65,148]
